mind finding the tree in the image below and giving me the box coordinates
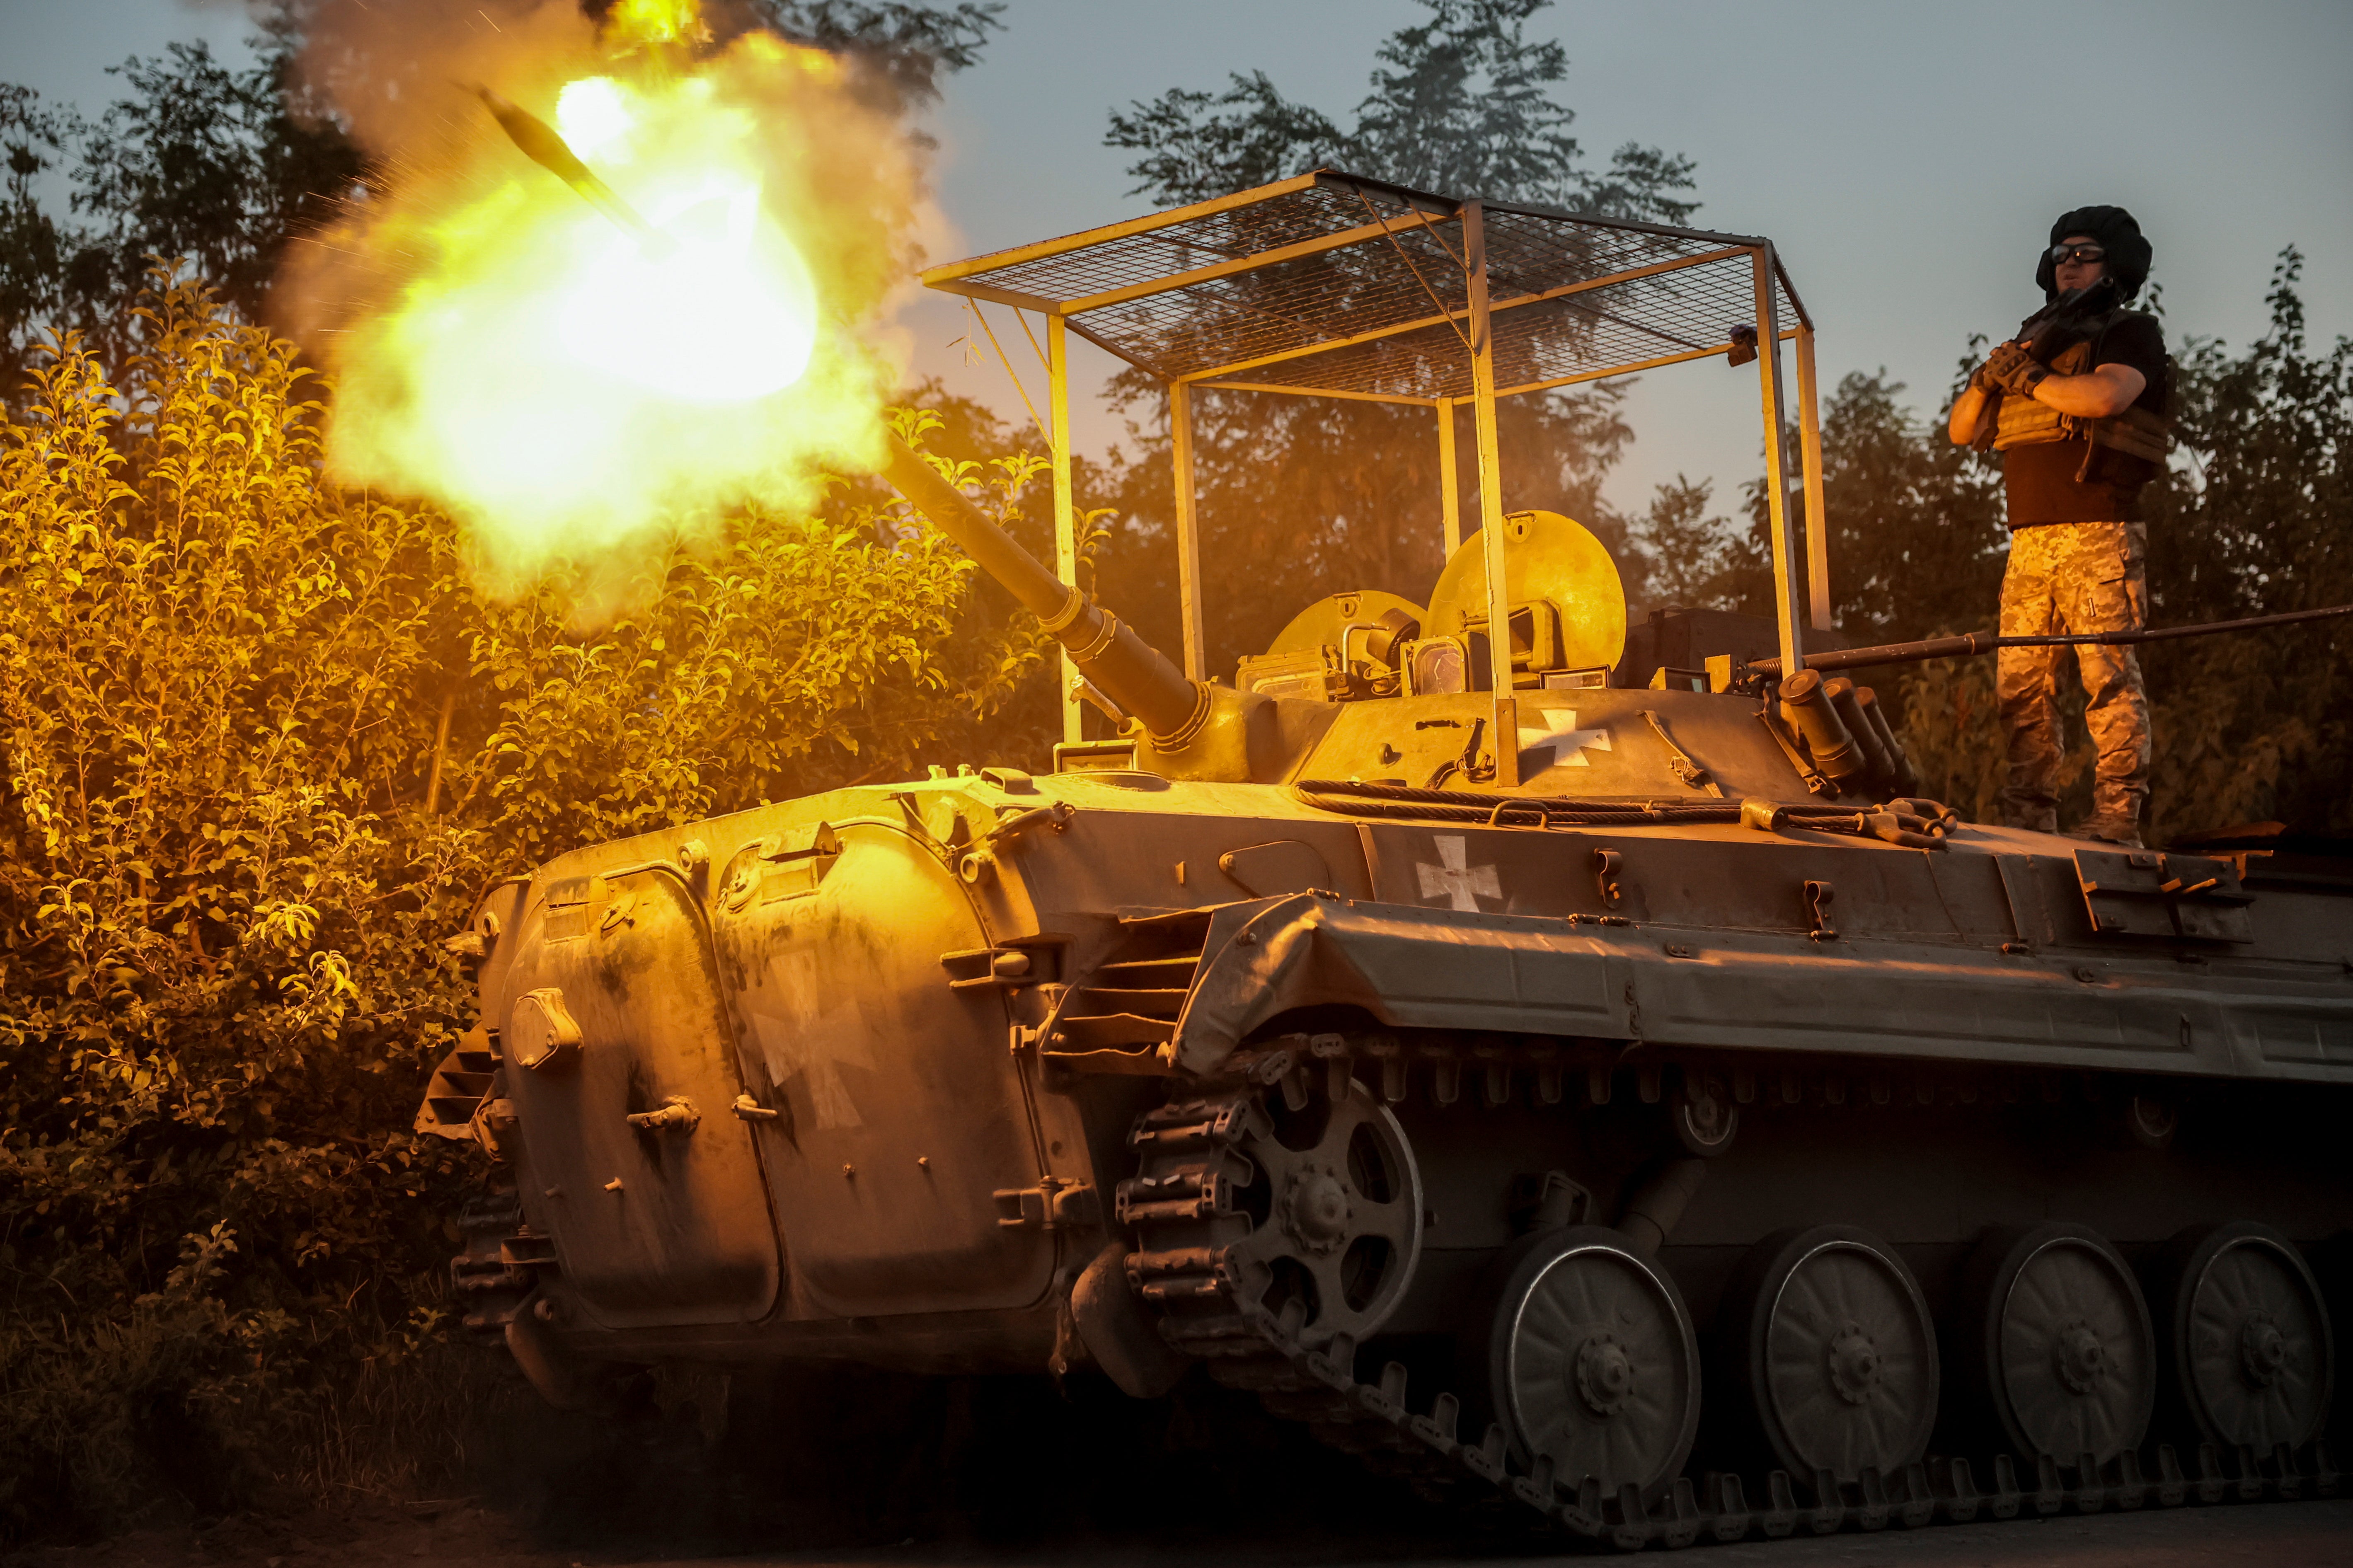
[0,9,375,391]
[1105,0,1694,220]
[1092,0,1694,678]
[737,1,1002,106]
[0,272,1055,1530]
[2118,252,2350,835]
[1632,475,1741,609]
[1809,368,2007,640]
[0,2,1060,1531]
[1613,271,2349,842]
[0,86,71,392]
[68,37,366,361]
[1888,256,2351,837]
[0,0,1002,391]
[1624,364,2005,631]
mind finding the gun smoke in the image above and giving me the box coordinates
[273,0,947,603]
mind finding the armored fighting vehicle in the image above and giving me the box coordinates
[420,172,2353,1547]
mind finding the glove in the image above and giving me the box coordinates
[1981,339,2050,398]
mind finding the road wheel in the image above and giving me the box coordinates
[1955,1221,2154,1465]
[1719,1224,1939,1482]
[2157,1220,2334,1454]
[1484,1225,1700,1506]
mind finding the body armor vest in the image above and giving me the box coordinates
[1979,325,2174,481]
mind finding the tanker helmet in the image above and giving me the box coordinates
[2037,205,2152,301]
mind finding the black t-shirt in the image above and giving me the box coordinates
[2003,310,2169,526]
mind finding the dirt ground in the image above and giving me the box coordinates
[12,1495,2353,1568]
[14,1366,2353,1568]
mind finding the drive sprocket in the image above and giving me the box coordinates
[1121,1078,1423,1355]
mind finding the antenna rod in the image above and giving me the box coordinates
[1740,603,2353,680]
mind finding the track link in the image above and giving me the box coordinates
[1117,1076,2347,1551]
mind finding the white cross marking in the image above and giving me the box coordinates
[1518,708,1613,769]
[1416,834,1502,912]
[749,949,876,1130]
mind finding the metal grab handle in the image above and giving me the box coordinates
[625,1096,699,1132]
[730,1092,779,1123]
[961,801,1077,883]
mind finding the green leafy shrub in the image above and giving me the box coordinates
[0,271,1055,1533]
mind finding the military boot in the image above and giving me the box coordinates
[2067,815,2145,850]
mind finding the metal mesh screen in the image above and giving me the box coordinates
[929,172,1808,399]
[954,181,1400,306]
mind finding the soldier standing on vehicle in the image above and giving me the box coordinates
[1949,206,2171,849]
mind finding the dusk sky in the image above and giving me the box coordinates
[7,0,2349,532]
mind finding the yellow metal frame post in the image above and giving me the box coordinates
[1047,315,1082,743]
[1793,322,1833,631]
[1462,202,1518,786]
[921,172,1845,741]
[1436,396,1461,557]
[1750,244,1806,678]
[1169,381,1207,681]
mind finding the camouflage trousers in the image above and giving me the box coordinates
[1996,519,2152,831]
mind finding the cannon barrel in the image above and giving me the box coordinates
[1743,602,2353,680]
[881,434,1210,743]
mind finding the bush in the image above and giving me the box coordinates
[0,271,1055,1533]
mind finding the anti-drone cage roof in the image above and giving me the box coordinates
[920,169,1813,404]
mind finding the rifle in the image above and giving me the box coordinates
[2012,274,2123,359]
[1966,275,2127,448]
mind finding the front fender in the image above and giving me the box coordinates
[1164,893,1639,1075]
[1160,893,2296,1084]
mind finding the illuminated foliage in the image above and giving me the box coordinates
[0,274,1050,1528]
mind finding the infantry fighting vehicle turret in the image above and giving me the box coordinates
[420,173,2353,1548]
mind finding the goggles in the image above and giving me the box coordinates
[2048,242,2108,266]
